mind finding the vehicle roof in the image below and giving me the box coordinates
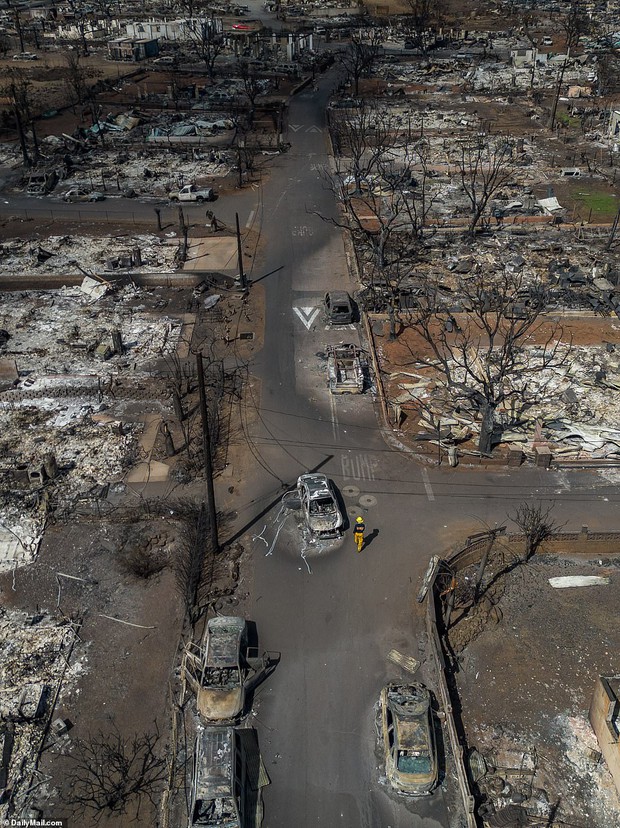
[194,727,234,798]
[396,716,429,752]
[206,617,244,667]
[298,473,332,499]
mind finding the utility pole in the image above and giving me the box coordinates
[606,207,620,251]
[196,352,219,554]
[235,212,248,291]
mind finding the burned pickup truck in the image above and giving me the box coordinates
[326,344,367,394]
[183,616,272,723]
[189,727,268,828]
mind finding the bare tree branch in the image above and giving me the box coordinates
[402,269,573,454]
[65,725,167,822]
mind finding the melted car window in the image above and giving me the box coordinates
[397,751,431,774]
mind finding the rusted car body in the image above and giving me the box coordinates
[380,683,438,796]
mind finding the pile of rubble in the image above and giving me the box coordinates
[370,227,620,460]
[0,608,83,820]
[0,234,179,277]
[0,283,186,563]
[39,145,234,199]
[3,137,234,199]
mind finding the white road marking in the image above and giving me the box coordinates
[329,390,338,439]
[421,468,435,501]
[293,306,320,330]
[245,209,255,228]
[341,454,378,482]
[289,124,304,132]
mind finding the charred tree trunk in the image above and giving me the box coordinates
[478,401,496,455]
[13,103,31,167]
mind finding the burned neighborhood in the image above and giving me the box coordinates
[0,0,620,826]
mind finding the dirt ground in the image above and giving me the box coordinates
[0,519,183,826]
[0,259,265,824]
[448,550,620,826]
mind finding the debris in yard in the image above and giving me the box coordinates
[386,649,419,674]
[0,608,82,820]
[548,575,611,588]
[0,234,178,278]
[0,283,191,569]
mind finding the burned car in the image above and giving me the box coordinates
[189,728,242,828]
[380,683,438,796]
[297,473,344,538]
[324,291,354,325]
[63,188,105,203]
[185,616,248,722]
[326,344,365,394]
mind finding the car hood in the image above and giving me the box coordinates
[308,514,342,531]
[197,687,244,722]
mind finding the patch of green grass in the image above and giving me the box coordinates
[573,190,618,218]
[556,112,581,128]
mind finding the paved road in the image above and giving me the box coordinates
[233,73,451,828]
[0,187,260,230]
[219,71,620,828]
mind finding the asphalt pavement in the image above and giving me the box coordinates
[219,71,620,828]
[235,72,455,828]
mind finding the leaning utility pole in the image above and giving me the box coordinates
[196,352,219,554]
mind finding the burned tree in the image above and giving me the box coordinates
[402,0,444,52]
[330,102,399,194]
[187,17,225,80]
[548,0,591,129]
[509,501,561,561]
[172,501,237,626]
[235,60,263,117]
[227,104,259,187]
[6,0,25,53]
[65,727,167,822]
[173,502,210,625]
[339,29,383,96]
[595,26,620,96]
[455,135,517,236]
[404,269,571,455]
[323,105,440,331]
[327,104,438,253]
[62,51,102,119]
[3,69,42,166]
[67,0,92,56]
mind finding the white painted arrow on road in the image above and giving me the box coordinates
[293,306,320,330]
[289,124,304,132]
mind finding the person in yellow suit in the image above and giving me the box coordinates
[353,516,365,553]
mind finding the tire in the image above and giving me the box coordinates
[170,196,179,203]
[196,196,204,203]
